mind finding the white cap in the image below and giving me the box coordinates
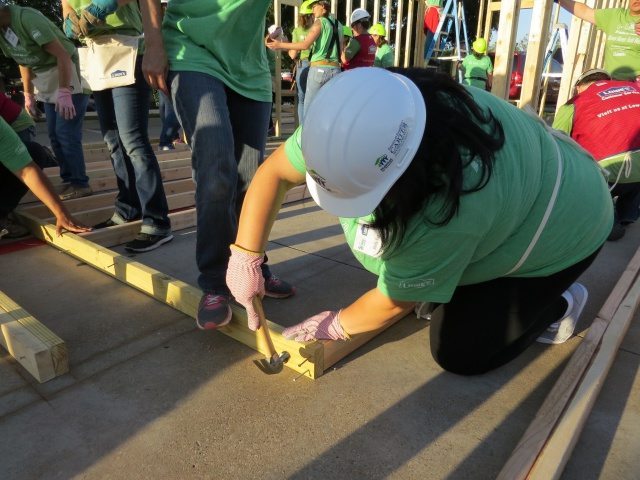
[302,68,427,218]
[350,8,370,25]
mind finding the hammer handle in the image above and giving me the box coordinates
[252,296,278,359]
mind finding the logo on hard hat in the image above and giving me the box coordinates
[375,154,394,172]
[388,121,409,154]
[308,170,332,191]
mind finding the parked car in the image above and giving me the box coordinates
[489,51,563,105]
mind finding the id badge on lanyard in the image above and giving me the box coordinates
[3,28,19,47]
[353,222,384,258]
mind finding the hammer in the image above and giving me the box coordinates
[252,296,290,374]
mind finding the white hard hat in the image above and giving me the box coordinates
[268,25,284,39]
[350,8,370,25]
[302,68,427,218]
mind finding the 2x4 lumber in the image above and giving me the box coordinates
[393,0,404,66]
[18,178,194,219]
[413,0,426,67]
[16,210,325,379]
[0,291,69,383]
[497,245,640,480]
[404,0,416,68]
[491,0,521,99]
[519,0,554,110]
[488,0,534,10]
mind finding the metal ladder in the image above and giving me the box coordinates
[424,0,470,82]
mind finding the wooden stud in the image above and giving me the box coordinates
[491,0,521,99]
[404,0,416,68]
[0,291,68,383]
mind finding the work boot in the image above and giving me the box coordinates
[264,274,295,298]
[196,293,232,330]
[0,214,30,240]
[59,184,93,201]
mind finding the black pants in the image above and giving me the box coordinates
[430,248,602,375]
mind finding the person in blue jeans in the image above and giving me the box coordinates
[158,89,181,150]
[63,0,172,253]
[140,0,294,329]
[0,1,91,201]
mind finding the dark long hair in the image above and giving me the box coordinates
[371,68,505,251]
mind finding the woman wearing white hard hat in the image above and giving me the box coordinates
[226,68,613,375]
[266,0,343,116]
[341,8,376,69]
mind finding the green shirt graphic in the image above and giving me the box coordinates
[595,8,640,81]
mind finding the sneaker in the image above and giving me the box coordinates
[93,218,120,229]
[59,184,93,200]
[264,274,296,298]
[124,233,174,252]
[196,293,232,329]
[159,145,175,151]
[0,214,30,239]
[537,283,588,344]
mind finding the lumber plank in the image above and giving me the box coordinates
[528,274,640,479]
[16,211,324,379]
[491,0,522,99]
[497,244,640,480]
[0,291,68,383]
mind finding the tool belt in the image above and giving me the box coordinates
[310,60,340,67]
[468,76,487,81]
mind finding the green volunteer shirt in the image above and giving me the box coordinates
[284,87,613,303]
[0,6,78,73]
[0,117,31,172]
[309,16,342,63]
[68,0,143,38]
[11,109,35,133]
[292,26,311,61]
[162,0,271,102]
[595,8,640,81]
[374,43,394,68]
[461,54,493,89]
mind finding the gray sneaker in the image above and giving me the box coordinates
[59,184,93,200]
[537,283,588,344]
[196,293,232,330]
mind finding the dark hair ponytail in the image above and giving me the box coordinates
[371,68,505,252]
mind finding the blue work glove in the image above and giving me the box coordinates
[79,0,119,37]
[64,11,81,39]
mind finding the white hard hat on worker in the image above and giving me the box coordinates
[302,68,427,218]
[350,7,370,25]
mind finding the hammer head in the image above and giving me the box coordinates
[254,351,290,374]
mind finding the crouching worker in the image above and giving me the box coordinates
[226,68,613,376]
[0,117,90,239]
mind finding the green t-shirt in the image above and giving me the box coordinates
[0,117,31,172]
[461,54,493,89]
[309,17,342,63]
[162,0,272,102]
[595,8,640,81]
[68,0,143,38]
[374,43,395,68]
[0,6,78,73]
[11,109,35,133]
[284,87,613,303]
[292,26,311,61]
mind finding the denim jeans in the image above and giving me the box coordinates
[303,65,340,117]
[93,57,171,235]
[16,126,35,144]
[158,90,181,147]
[295,59,309,123]
[169,70,272,293]
[611,182,640,224]
[43,93,89,187]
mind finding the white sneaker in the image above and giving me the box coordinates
[537,283,588,344]
[415,302,433,320]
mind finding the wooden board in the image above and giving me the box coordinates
[0,291,69,383]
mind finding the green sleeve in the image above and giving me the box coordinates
[0,118,32,172]
[594,9,615,33]
[344,37,361,61]
[21,9,58,47]
[283,126,307,175]
[552,104,575,135]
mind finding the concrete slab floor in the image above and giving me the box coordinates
[0,202,638,479]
